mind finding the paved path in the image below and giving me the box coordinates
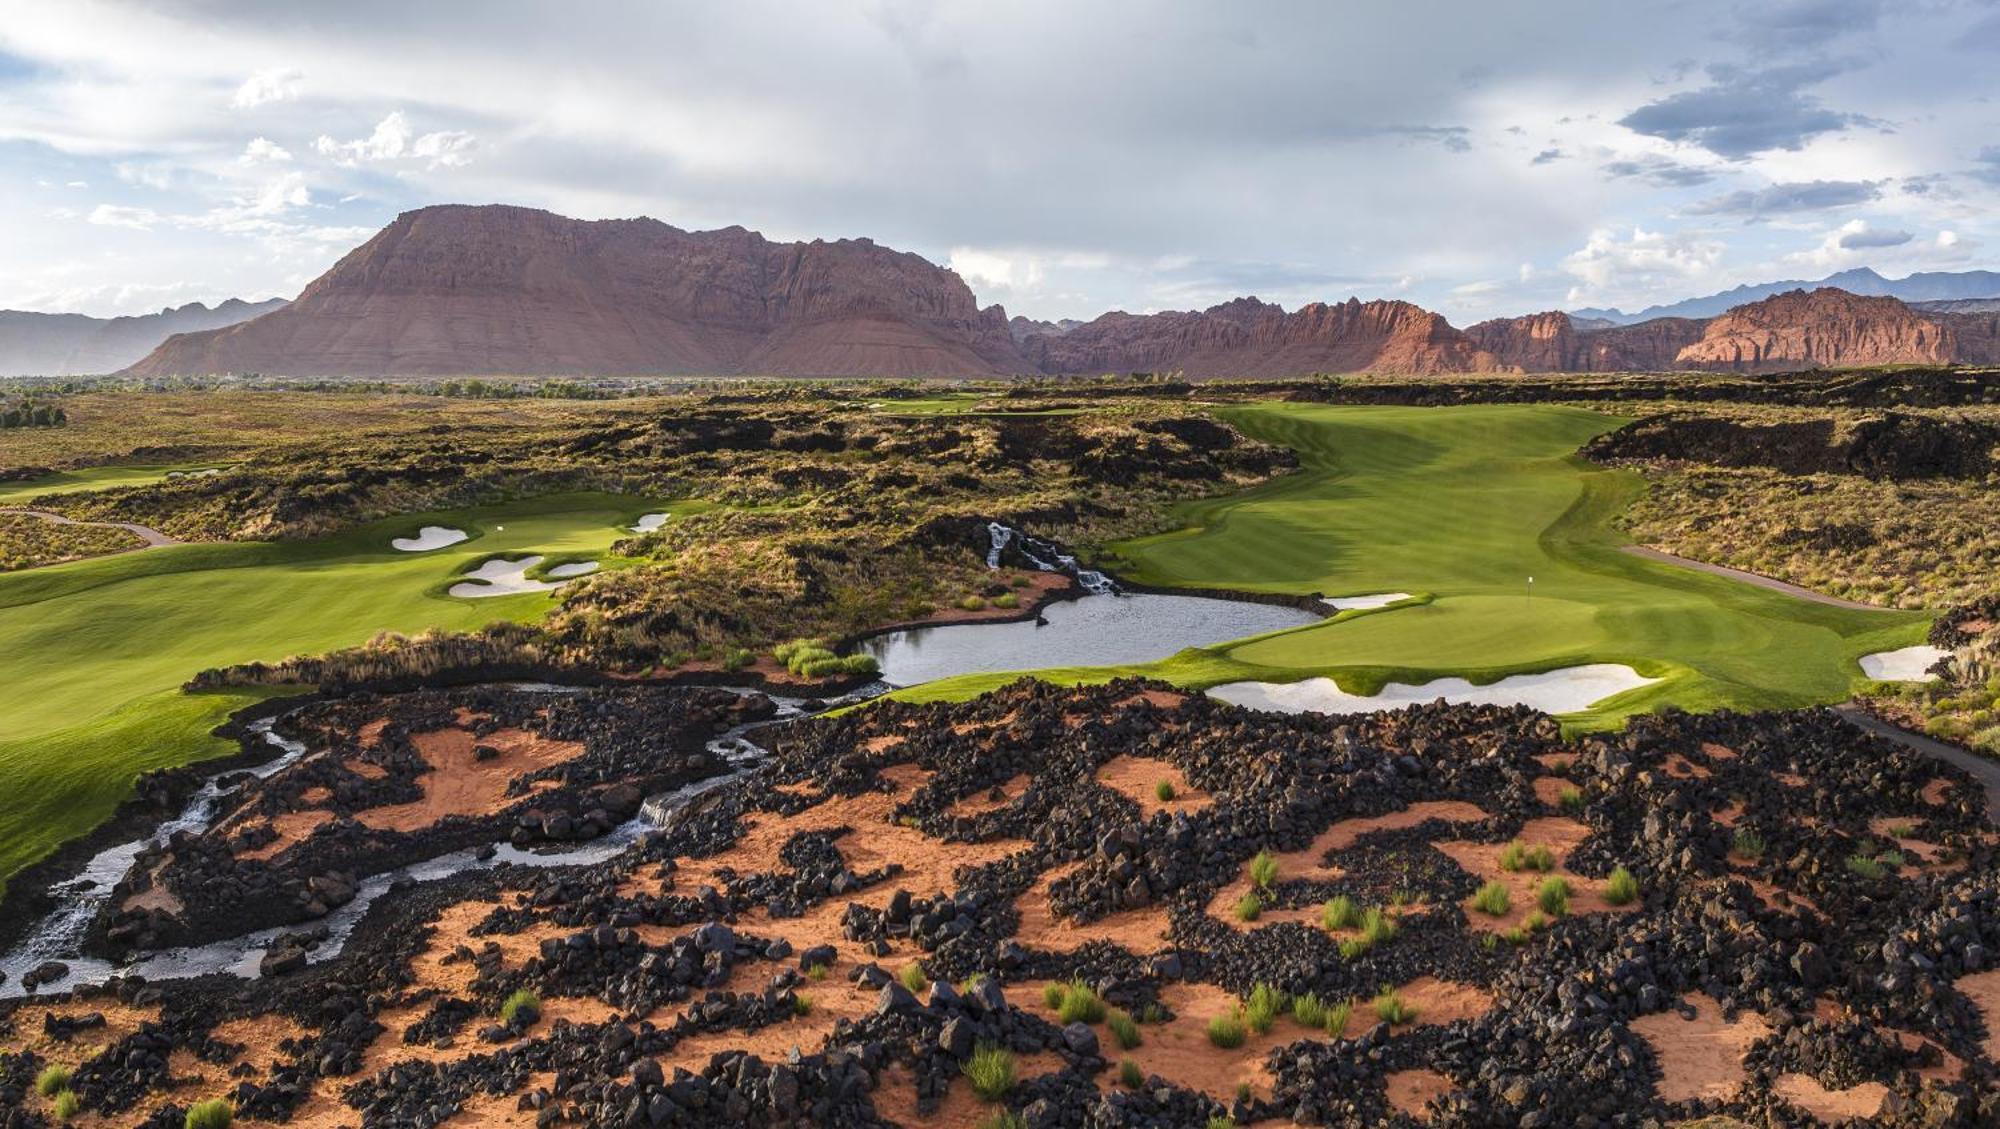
[0,508,179,548]
[1835,705,2000,825]
[1622,545,1889,612]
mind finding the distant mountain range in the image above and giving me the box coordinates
[0,298,287,377]
[80,204,2000,378]
[1570,267,2000,325]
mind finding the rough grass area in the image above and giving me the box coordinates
[0,513,146,570]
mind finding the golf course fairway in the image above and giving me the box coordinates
[0,492,658,896]
[892,402,1931,725]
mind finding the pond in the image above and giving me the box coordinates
[859,593,1321,686]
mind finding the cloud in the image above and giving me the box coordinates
[1836,225,1910,249]
[87,203,161,229]
[230,67,301,109]
[1562,226,1726,302]
[1601,155,1716,187]
[1531,148,1564,165]
[239,137,293,164]
[1735,0,1883,51]
[1974,145,2000,185]
[1617,61,1870,159]
[314,111,477,169]
[1683,179,1880,215]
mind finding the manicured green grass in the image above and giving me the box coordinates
[0,463,230,505]
[883,404,1926,730]
[0,491,662,896]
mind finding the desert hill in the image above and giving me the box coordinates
[0,298,285,376]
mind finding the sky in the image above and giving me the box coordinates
[0,0,1996,324]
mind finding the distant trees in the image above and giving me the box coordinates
[0,399,65,428]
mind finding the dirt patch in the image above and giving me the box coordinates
[1013,861,1173,954]
[1385,1067,1453,1119]
[1532,776,1576,807]
[1922,778,1954,805]
[236,808,335,861]
[1663,754,1711,779]
[1207,800,1490,921]
[1701,742,1739,760]
[1629,994,1771,1104]
[872,1054,1062,1129]
[1095,754,1210,818]
[1771,1073,1886,1122]
[1436,816,1636,933]
[951,773,1031,817]
[357,726,587,832]
[1957,969,2000,1063]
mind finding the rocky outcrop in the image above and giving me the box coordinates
[1585,411,2000,480]
[1018,296,1502,377]
[1938,311,2000,365]
[1675,288,1958,373]
[126,205,1026,379]
[0,298,285,376]
[1465,311,1707,373]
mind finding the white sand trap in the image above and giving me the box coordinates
[1209,664,1659,717]
[392,526,469,552]
[629,512,669,533]
[546,561,600,579]
[449,556,563,598]
[1322,592,1413,611]
[1859,645,1949,681]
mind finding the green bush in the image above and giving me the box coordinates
[1732,828,1766,860]
[1846,851,1886,880]
[1536,876,1571,917]
[1119,1058,1144,1088]
[1107,1010,1142,1049]
[1321,894,1360,930]
[992,593,1019,609]
[1372,989,1416,1025]
[1041,981,1069,1010]
[722,647,755,672]
[1234,891,1263,922]
[35,1066,71,1098]
[1338,937,1372,960]
[1290,991,1328,1029]
[1244,983,1284,1034]
[1056,980,1106,1025]
[1558,785,1585,812]
[1472,880,1511,916]
[1205,1013,1246,1048]
[1154,779,1176,802]
[499,989,541,1025]
[1324,998,1353,1036]
[959,595,989,611]
[963,1043,1016,1102]
[793,993,814,1016]
[899,963,929,993]
[185,1099,234,1129]
[1207,1119,1237,1129]
[1360,907,1397,945]
[1525,844,1556,871]
[1247,849,1279,890]
[1604,866,1639,906]
[1498,841,1527,872]
[53,1091,80,1122]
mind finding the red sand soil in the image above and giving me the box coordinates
[1012,860,1173,954]
[1095,754,1210,818]
[1771,1072,1887,1121]
[1868,816,1951,865]
[1629,993,1770,1104]
[1385,1068,1454,1118]
[1922,778,1954,805]
[1663,754,1711,779]
[1700,742,1739,760]
[872,1054,1062,1129]
[1532,776,1576,807]
[1206,800,1490,922]
[950,773,1031,817]
[358,726,584,832]
[1957,970,2000,1063]
[235,808,335,861]
[1436,816,1637,934]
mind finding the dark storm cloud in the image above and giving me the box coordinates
[1683,179,1881,215]
[1837,226,1911,249]
[1617,61,1871,159]
[1602,155,1717,187]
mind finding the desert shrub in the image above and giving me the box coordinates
[1525,844,1556,871]
[1041,982,1068,1010]
[899,963,929,993]
[1108,1010,1142,1048]
[1322,894,1360,930]
[1119,1059,1144,1088]
[1498,842,1526,871]
[1291,992,1328,1029]
[722,647,755,671]
[1605,866,1639,906]
[185,1100,233,1129]
[500,989,541,1025]
[1155,779,1176,802]
[53,1091,79,1122]
[993,593,1019,609]
[1056,980,1106,1025]
[1207,1119,1237,1129]
[1732,827,1766,860]
[1338,937,1372,960]
[1324,998,1353,1036]
[1536,876,1572,917]
[959,595,989,611]
[1360,907,1397,944]
[1247,849,1278,889]
[1206,1013,1246,1048]
[1558,785,1585,811]
[958,973,987,993]
[793,994,814,1016]
[1234,891,1263,922]
[1244,983,1284,1034]
[35,1066,70,1097]
[1472,880,1511,916]
[1372,989,1416,1025]
[963,1043,1016,1101]
[1846,851,1887,880]
[805,961,830,980]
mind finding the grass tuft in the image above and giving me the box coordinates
[963,1043,1016,1102]
[1233,891,1263,922]
[1731,827,1766,860]
[1604,866,1639,906]
[36,1065,71,1098]
[1372,989,1416,1026]
[1324,998,1353,1036]
[1536,876,1571,917]
[499,989,540,1025]
[1155,779,1176,802]
[1244,983,1284,1034]
[1247,849,1279,890]
[899,963,929,994]
[185,1099,234,1129]
[1290,991,1327,1029]
[53,1091,80,1122]
[1205,1013,1246,1048]
[1321,894,1360,930]
[1119,1058,1144,1088]
[1056,980,1106,1025]
[1107,1009,1142,1049]
[1472,880,1511,916]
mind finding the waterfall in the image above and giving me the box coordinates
[983,522,1119,595]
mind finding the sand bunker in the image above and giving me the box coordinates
[1630,993,1771,1104]
[629,512,669,533]
[1859,644,1950,681]
[392,525,469,552]
[1208,664,1658,717]
[1321,592,1413,611]
[448,555,597,598]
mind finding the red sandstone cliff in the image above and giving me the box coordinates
[1465,311,1707,372]
[1674,288,1957,373]
[1018,296,1501,377]
[126,205,1026,378]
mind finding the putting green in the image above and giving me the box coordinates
[0,492,661,895]
[893,403,1930,726]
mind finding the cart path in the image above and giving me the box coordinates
[1622,545,1889,612]
[1836,705,2000,825]
[0,508,179,548]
